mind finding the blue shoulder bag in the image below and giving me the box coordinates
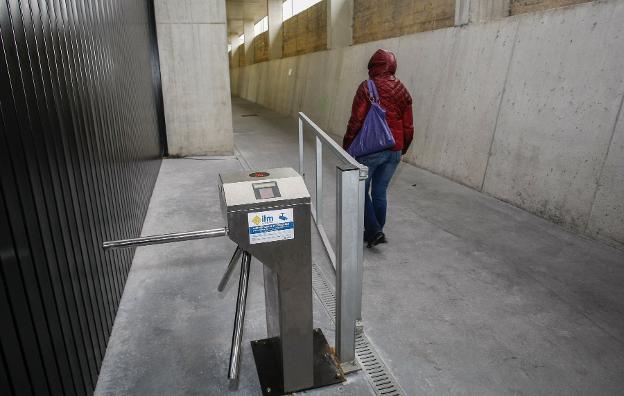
[346,79,396,158]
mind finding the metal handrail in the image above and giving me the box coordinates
[298,112,368,179]
[298,112,367,270]
[298,112,365,364]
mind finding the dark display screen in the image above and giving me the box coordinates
[253,181,281,200]
[258,187,275,199]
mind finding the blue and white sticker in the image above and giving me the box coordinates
[247,208,294,244]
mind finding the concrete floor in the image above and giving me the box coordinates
[96,98,624,395]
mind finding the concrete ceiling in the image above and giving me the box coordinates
[226,0,268,39]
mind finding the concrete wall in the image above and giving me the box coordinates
[467,0,512,23]
[511,0,591,15]
[353,0,455,44]
[283,1,328,57]
[230,0,624,247]
[155,0,234,156]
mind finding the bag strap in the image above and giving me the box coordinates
[367,79,379,103]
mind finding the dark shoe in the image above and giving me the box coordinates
[367,232,385,248]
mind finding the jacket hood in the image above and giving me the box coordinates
[368,49,397,79]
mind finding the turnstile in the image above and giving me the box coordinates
[103,168,344,395]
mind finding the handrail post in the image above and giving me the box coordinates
[315,137,323,226]
[336,165,361,363]
[356,175,365,321]
[298,116,304,176]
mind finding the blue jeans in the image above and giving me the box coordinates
[357,150,401,242]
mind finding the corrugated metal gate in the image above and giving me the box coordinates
[0,0,164,394]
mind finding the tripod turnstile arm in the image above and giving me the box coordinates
[229,251,251,381]
[102,227,227,250]
[218,246,243,292]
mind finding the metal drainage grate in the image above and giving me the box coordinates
[354,333,404,396]
[311,264,406,396]
[312,264,336,318]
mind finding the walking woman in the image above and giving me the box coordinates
[343,49,414,248]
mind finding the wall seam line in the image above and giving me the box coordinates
[584,90,624,233]
[479,20,521,192]
[326,48,344,134]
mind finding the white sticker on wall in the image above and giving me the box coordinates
[247,208,294,244]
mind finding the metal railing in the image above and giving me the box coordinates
[298,112,367,364]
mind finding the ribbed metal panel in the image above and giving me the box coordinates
[0,0,163,394]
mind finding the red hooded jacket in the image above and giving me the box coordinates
[343,49,414,154]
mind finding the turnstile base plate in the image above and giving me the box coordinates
[251,328,345,395]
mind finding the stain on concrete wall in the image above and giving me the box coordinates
[511,0,592,15]
[353,0,455,44]
[254,31,270,63]
[283,1,327,57]
[586,97,624,246]
[230,46,244,68]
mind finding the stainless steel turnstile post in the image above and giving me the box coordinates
[220,168,344,395]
